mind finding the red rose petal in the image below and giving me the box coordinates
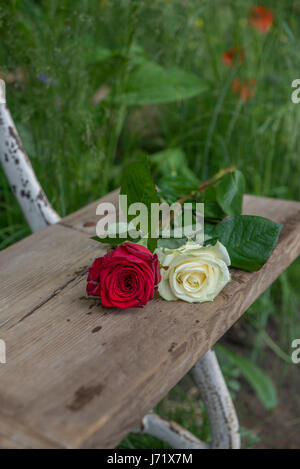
[86,242,161,309]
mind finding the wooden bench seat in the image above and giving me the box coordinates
[0,192,299,449]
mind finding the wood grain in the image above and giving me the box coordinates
[0,193,299,448]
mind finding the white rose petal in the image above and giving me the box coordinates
[156,241,231,303]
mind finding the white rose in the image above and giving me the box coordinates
[156,241,231,303]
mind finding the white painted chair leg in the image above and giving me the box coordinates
[137,349,240,449]
[192,349,240,449]
[134,413,209,449]
[0,103,60,232]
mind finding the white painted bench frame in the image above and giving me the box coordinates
[0,102,240,449]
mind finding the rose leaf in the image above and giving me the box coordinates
[211,215,282,271]
[216,170,245,217]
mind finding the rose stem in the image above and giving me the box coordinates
[158,165,237,233]
[176,164,237,206]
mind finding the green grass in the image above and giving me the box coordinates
[0,0,299,448]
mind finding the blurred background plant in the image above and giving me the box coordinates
[0,0,299,448]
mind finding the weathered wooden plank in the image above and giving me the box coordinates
[0,224,107,329]
[60,189,120,236]
[0,411,61,449]
[0,194,299,448]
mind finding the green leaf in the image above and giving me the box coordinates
[204,236,218,246]
[158,175,199,203]
[91,236,122,246]
[158,237,187,249]
[204,202,225,221]
[216,170,245,217]
[121,155,159,252]
[204,221,219,244]
[217,345,278,410]
[85,45,113,64]
[90,222,142,247]
[210,215,282,271]
[151,148,199,184]
[123,62,206,105]
[202,186,226,222]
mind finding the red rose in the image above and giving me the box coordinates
[87,243,161,309]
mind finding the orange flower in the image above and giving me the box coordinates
[222,47,244,67]
[249,6,274,32]
[232,78,257,102]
